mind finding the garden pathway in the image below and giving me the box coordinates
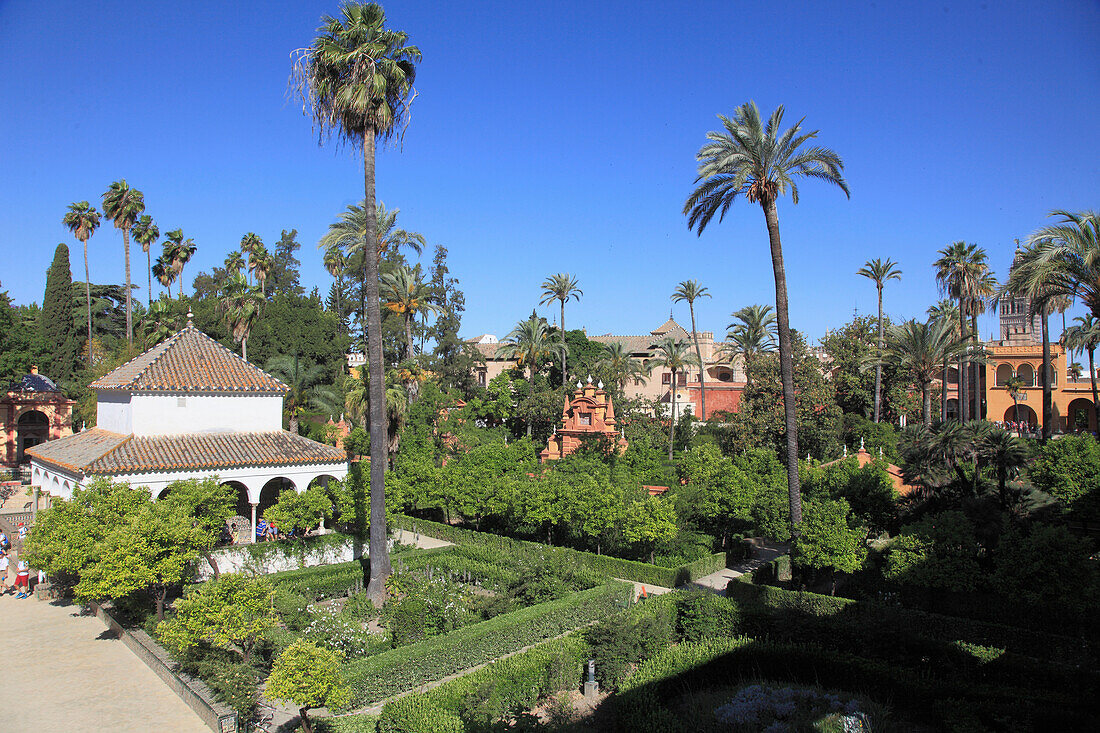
[0,590,208,733]
[687,541,789,594]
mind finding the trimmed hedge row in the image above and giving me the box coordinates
[727,578,1090,666]
[340,581,631,709]
[268,547,449,600]
[395,515,732,587]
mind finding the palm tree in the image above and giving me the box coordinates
[927,299,960,421]
[318,200,424,355]
[293,1,420,601]
[224,251,245,274]
[141,298,178,348]
[343,370,407,459]
[856,258,902,423]
[598,341,651,393]
[264,355,340,434]
[62,201,101,367]
[979,428,1030,509]
[152,250,177,299]
[881,319,967,427]
[322,242,347,325]
[131,215,159,309]
[218,271,264,361]
[672,280,711,418]
[162,229,197,298]
[539,273,583,385]
[1064,314,1100,430]
[934,242,991,422]
[1003,375,1026,427]
[101,180,145,346]
[251,247,274,297]
[240,233,264,286]
[652,337,697,459]
[726,304,777,384]
[380,266,440,360]
[498,315,552,382]
[684,101,848,536]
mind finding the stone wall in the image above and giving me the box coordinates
[198,533,391,580]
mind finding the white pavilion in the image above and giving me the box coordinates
[27,316,348,538]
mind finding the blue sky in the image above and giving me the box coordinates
[2,0,1098,344]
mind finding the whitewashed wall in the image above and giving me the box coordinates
[96,390,132,434]
[195,534,395,580]
[125,392,284,435]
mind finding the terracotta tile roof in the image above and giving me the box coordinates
[25,428,129,474]
[29,429,344,476]
[89,326,289,393]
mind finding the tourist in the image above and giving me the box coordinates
[0,529,10,553]
[267,520,279,541]
[17,522,27,543]
[0,551,10,595]
[15,557,30,598]
[256,517,268,542]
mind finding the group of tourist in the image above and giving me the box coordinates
[0,524,31,599]
[254,517,281,542]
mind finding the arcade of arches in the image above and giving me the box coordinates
[984,341,1097,434]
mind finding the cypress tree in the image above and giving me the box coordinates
[41,243,79,384]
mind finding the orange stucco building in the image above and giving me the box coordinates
[540,378,628,461]
[1,367,74,470]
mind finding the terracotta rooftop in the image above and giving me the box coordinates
[89,325,289,393]
[27,428,344,476]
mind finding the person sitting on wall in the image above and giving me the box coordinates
[256,517,268,542]
[266,521,279,542]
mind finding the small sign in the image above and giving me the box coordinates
[218,713,238,733]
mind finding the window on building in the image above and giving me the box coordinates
[677,373,687,385]
[478,370,487,387]
[662,373,671,384]
[579,412,592,426]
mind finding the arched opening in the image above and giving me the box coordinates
[715,367,734,383]
[220,480,252,518]
[1040,363,1057,387]
[947,367,959,385]
[308,474,342,528]
[946,398,959,421]
[1068,398,1097,433]
[157,487,172,501]
[995,364,1014,386]
[1003,404,1037,428]
[1016,363,1035,387]
[17,410,49,463]
[259,477,295,517]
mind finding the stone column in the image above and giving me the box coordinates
[250,503,258,544]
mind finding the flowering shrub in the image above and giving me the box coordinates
[302,603,378,657]
[714,683,867,732]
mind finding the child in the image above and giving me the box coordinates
[17,522,27,544]
[267,521,279,541]
[15,558,30,598]
[0,551,10,595]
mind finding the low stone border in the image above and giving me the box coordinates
[89,601,239,733]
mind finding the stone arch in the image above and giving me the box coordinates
[946,398,959,421]
[1068,398,1097,433]
[156,486,172,501]
[16,409,49,463]
[1016,363,1035,387]
[1004,404,1037,428]
[947,367,959,385]
[258,477,295,517]
[995,363,1014,386]
[1040,363,1057,387]
[220,480,252,518]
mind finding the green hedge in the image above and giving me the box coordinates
[394,516,732,588]
[726,578,1089,666]
[340,581,631,709]
[268,547,448,601]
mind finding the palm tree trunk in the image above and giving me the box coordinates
[405,313,414,361]
[689,303,706,420]
[336,273,346,328]
[922,383,932,427]
[290,410,299,435]
[560,300,567,386]
[1041,311,1052,441]
[958,302,968,422]
[84,240,93,368]
[874,285,883,423]
[1089,347,1099,432]
[363,132,391,604]
[146,249,152,308]
[669,366,677,460]
[124,229,132,347]
[762,200,802,534]
[242,336,248,362]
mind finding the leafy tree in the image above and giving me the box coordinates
[623,495,678,563]
[296,0,422,609]
[992,524,1096,612]
[247,291,348,387]
[856,258,902,423]
[263,485,333,535]
[676,444,755,545]
[157,574,277,663]
[795,497,867,593]
[883,511,982,593]
[539,273,582,385]
[1029,434,1100,520]
[40,243,80,385]
[672,279,711,416]
[269,229,305,298]
[802,456,897,534]
[266,639,350,733]
[426,245,478,395]
[684,101,850,539]
[101,179,145,345]
[0,289,35,387]
[160,477,236,577]
[880,319,966,427]
[131,215,159,308]
[63,201,102,367]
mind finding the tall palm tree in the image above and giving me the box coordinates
[152,249,177,299]
[101,180,145,347]
[293,1,420,601]
[224,251,245,274]
[726,304,777,385]
[218,271,264,361]
[131,215,159,309]
[856,258,902,423]
[539,273,582,385]
[239,233,264,286]
[318,200,424,355]
[881,319,967,427]
[967,269,998,419]
[498,315,552,382]
[934,242,990,422]
[979,428,1030,509]
[1063,314,1100,430]
[928,299,960,421]
[684,101,848,535]
[671,279,711,418]
[62,201,101,367]
[162,229,197,298]
[598,341,651,393]
[380,266,440,360]
[653,336,697,459]
[322,242,347,325]
[1003,375,1026,427]
[251,247,274,297]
